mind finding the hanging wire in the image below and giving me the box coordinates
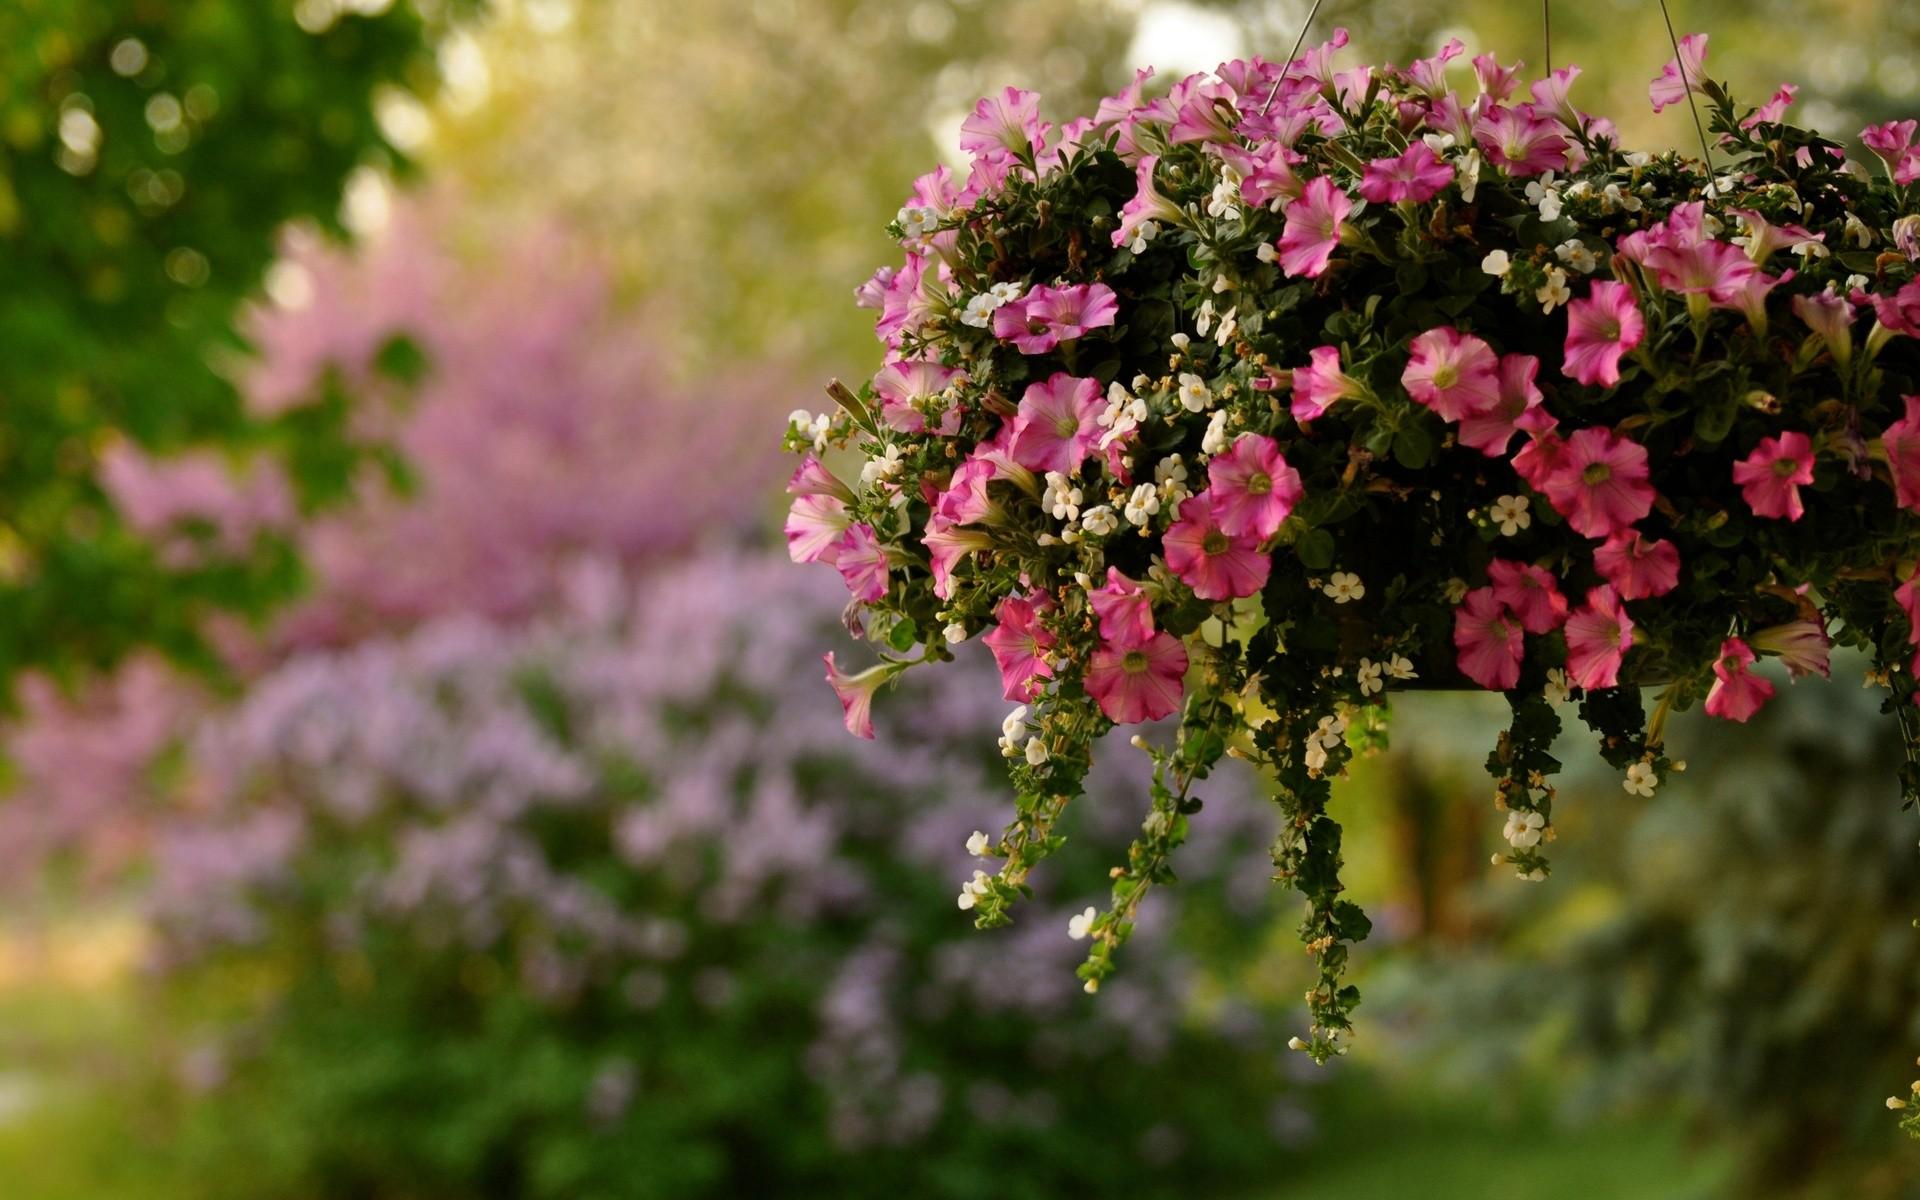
[1262,0,1329,115]
[1656,0,1717,180]
[1543,0,1552,73]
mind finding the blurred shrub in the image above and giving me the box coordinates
[0,0,470,692]
[143,552,1302,1199]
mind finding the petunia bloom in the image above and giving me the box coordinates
[922,514,994,599]
[992,283,1119,354]
[1861,119,1918,178]
[1206,434,1304,540]
[1163,491,1271,601]
[1792,287,1855,367]
[833,523,890,602]
[1648,32,1708,114]
[1459,353,1555,456]
[1452,587,1524,690]
[1009,373,1104,474]
[1357,141,1455,204]
[824,653,893,739]
[1402,326,1501,421]
[1750,619,1831,680]
[787,453,855,503]
[1539,426,1655,539]
[872,359,966,434]
[1704,638,1776,722]
[1510,429,1569,493]
[1563,584,1634,690]
[1085,631,1189,724]
[981,591,1057,701]
[1488,559,1568,634]
[1592,530,1681,600]
[1731,431,1815,521]
[1277,176,1353,279]
[1473,105,1569,177]
[1880,395,1920,511]
[1739,83,1797,130]
[1089,567,1155,648]
[1562,280,1646,388]
[1290,345,1369,423]
[959,86,1049,160]
[1113,155,1184,251]
[786,494,851,564]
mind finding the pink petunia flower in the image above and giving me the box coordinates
[992,283,1119,354]
[1881,394,1920,511]
[1357,142,1455,204]
[922,514,994,599]
[1472,52,1524,103]
[1402,326,1501,421]
[1791,287,1855,367]
[1704,638,1776,722]
[872,359,966,434]
[823,653,889,739]
[1472,105,1569,177]
[1277,176,1353,279]
[1009,373,1104,474]
[1112,155,1184,250]
[959,86,1050,161]
[1400,37,1465,97]
[1088,568,1155,648]
[1452,587,1524,690]
[787,453,855,503]
[1563,280,1646,388]
[1750,619,1831,680]
[1529,65,1586,130]
[786,494,851,564]
[1166,79,1240,146]
[1649,32,1708,114]
[1206,434,1304,540]
[1459,353,1555,456]
[1720,267,1793,336]
[1564,584,1634,690]
[1729,209,1821,267]
[1539,426,1655,539]
[1642,236,1756,307]
[1290,345,1369,424]
[1896,572,1920,677]
[1739,83,1797,130]
[833,523,890,603]
[1163,492,1271,601]
[1510,429,1569,493]
[981,591,1057,701]
[1085,631,1189,725]
[1229,141,1305,210]
[1592,530,1681,600]
[1488,559,1568,634]
[1862,120,1918,177]
[934,457,999,526]
[1865,278,1920,339]
[1731,431,1815,521]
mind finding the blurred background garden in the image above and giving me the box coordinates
[3,0,1920,1196]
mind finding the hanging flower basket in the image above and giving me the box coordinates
[784,28,1920,1113]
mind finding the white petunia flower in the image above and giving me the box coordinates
[1323,571,1365,604]
[1489,494,1531,536]
[960,293,999,328]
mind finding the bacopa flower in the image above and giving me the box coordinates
[1564,584,1634,690]
[1880,394,1920,511]
[1402,326,1500,420]
[1459,353,1554,456]
[1562,280,1646,388]
[981,591,1056,701]
[1704,637,1776,722]
[1592,530,1681,600]
[992,283,1119,354]
[1206,434,1304,539]
[1452,587,1524,690]
[1487,559,1568,634]
[1539,426,1655,539]
[1648,32,1708,114]
[1085,631,1189,725]
[1290,345,1369,423]
[1163,492,1270,601]
[1088,568,1155,648]
[1357,141,1454,203]
[1731,431,1816,521]
[1277,176,1353,279]
[1010,373,1104,474]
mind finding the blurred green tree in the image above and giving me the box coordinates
[0,0,467,692]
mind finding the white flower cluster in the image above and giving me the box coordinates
[1302,712,1348,773]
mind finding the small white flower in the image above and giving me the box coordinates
[1127,220,1159,254]
[943,621,968,645]
[1080,505,1120,537]
[1123,482,1162,526]
[1214,305,1239,346]
[958,869,993,910]
[1067,906,1098,940]
[1623,761,1658,797]
[1170,332,1192,351]
[1489,494,1531,536]
[1481,248,1512,277]
[1025,735,1051,766]
[860,443,906,487]
[1304,740,1330,772]
[1206,177,1241,219]
[1177,371,1212,412]
[1792,239,1830,259]
[966,830,991,857]
[1457,148,1481,203]
[1422,131,1456,153]
[1554,239,1598,274]
[1518,866,1548,882]
[1323,571,1365,604]
[1623,151,1652,168]
[960,293,998,328]
[1847,272,1871,292]
[1502,809,1546,849]
[1195,299,1216,338]
[1845,212,1874,249]
[988,281,1024,303]
[1256,240,1278,264]
[1201,409,1232,456]
[1042,471,1084,522]
[999,705,1029,756]
[1525,174,1562,221]
[1543,668,1572,705]
[896,204,937,239]
[1385,654,1417,681]
[1536,266,1571,314]
[1443,577,1469,604]
[1356,658,1384,696]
